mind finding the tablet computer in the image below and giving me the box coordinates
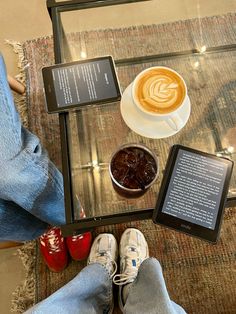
[42,56,121,113]
[152,145,233,243]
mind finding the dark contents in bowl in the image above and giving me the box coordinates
[111,147,157,190]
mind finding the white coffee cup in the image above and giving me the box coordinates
[131,66,189,131]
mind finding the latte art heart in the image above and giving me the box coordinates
[134,68,186,114]
[143,76,179,108]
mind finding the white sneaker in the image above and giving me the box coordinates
[113,228,149,286]
[88,233,118,278]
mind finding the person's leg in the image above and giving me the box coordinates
[25,233,118,314]
[0,53,65,242]
[113,228,186,314]
[123,258,186,314]
[0,53,92,271]
[0,200,48,242]
[25,263,113,314]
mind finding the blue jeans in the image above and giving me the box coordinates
[25,258,186,314]
[0,54,66,242]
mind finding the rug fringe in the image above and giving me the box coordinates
[5,40,28,128]
[10,241,36,313]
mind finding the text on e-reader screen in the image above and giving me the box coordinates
[162,149,228,229]
[52,59,118,107]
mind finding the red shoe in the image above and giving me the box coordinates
[39,227,68,272]
[66,232,92,261]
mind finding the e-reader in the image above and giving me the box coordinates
[152,145,233,243]
[42,56,121,113]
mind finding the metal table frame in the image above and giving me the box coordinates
[46,0,236,236]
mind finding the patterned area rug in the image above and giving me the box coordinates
[10,13,236,313]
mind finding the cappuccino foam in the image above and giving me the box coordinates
[134,68,186,114]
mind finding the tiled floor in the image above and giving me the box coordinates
[0,0,235,313]
[0,247,25,313]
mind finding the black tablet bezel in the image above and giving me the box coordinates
[42,56,121,113]
[152,145,234,243]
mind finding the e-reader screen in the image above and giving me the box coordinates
[162,149,228,229]
[153,145,233,242]
[42,56,121,113]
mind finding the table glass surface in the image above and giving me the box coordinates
[54,0,236,221]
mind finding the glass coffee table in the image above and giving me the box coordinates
[47,0,236,236]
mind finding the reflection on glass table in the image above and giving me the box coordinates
[65,50,236,221]
[47,0,236,231]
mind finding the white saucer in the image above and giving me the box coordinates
[120,83,191,139]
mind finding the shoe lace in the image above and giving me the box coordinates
[40,228,62,253]
[113,246,141,285]
[89,251,117,278]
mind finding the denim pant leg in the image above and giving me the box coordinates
[0,54,66,241]
[123,258,186,314]
[0,200,48,241]
[24,263,113,314]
